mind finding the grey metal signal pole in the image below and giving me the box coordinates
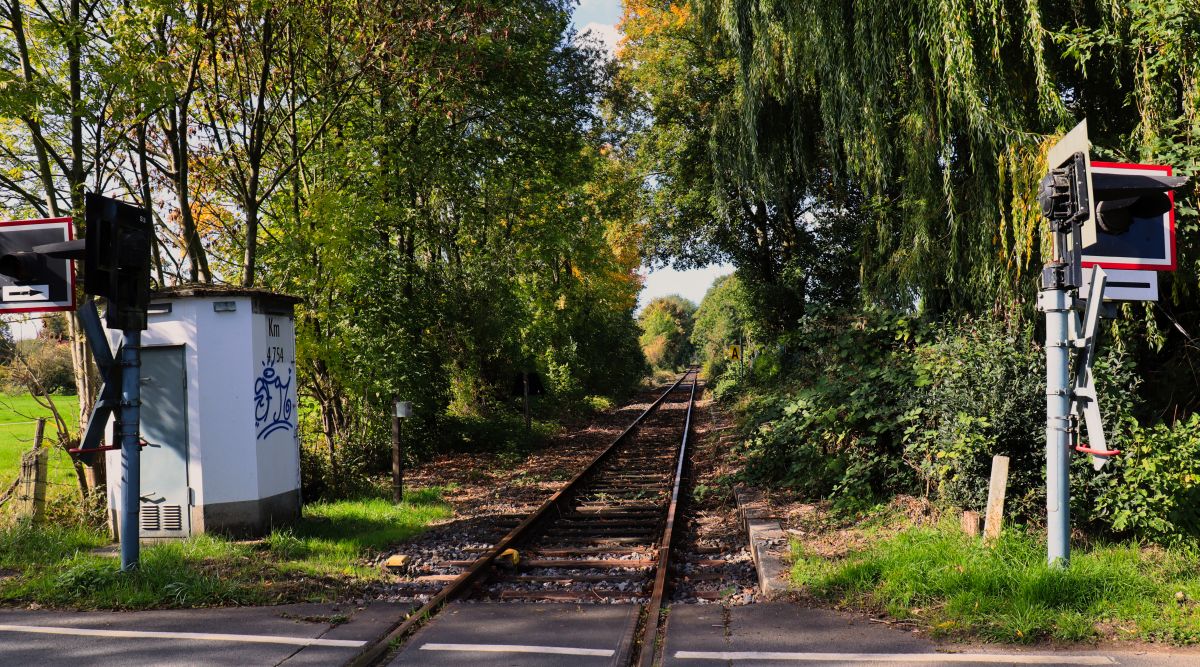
[1040,287,1072,567]
[119,330,141,571]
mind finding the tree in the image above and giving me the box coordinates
[616,1,867,332]
[107,0,216,283]
[38,313,69,342]
[255,0,647,487]
[638,295,695,371]
[691,273,751,375]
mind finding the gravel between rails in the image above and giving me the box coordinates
[671,389,759,606]
[367,386,674,605]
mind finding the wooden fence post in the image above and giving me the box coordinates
[18,418,48,523]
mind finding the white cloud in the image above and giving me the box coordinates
[638,264,735,311]
[580,21,621,57]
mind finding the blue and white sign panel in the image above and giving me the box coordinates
[0,217,75,313]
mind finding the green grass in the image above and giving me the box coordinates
[268,490,451,578]
[791,520,1200,644]
[0,393,80,508]
[0,490,451,609]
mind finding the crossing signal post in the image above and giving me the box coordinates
[0,194,153,571]
[1036,121,1188,567]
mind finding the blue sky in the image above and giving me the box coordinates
[570,1,734,309]
[572,0,622,56]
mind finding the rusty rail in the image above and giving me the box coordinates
[346,371,692,667]
[634,371,697,666]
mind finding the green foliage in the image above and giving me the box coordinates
[793,521,1200,644]
[618,2,866,331]
[0,0,648,502]
[1090,416,1200,543]
[248,0,648,495]
[619,1,1200,458]
[638,295,696,371]
[902,320,1048,517]
[736,309,1183,539]
[738,309,920,506]
[3,340,75,395]
[691,273,752,377]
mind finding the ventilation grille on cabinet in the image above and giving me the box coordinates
[163,505,183,531]
[141,505,160,532]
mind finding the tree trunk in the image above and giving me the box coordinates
[241,200,259,286]
[136,121,166,286]
[166,99,212,283]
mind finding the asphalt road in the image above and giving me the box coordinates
[0,602,410,666]
[2,601,1197,666]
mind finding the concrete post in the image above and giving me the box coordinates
[983,455,1010,542]
[119,330,141,571]
[1041,287,1072,567]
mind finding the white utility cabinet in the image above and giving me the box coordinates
[105,287,302,539]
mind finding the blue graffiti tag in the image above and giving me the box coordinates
[255,361,294,440]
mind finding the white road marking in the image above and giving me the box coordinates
[0,624,366,648]
[673,651,1116,664]
[421,642,615,657]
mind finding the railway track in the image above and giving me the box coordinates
[350,369,701,666]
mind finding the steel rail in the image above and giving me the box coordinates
[346,371,692,667]
[634,370,697,667]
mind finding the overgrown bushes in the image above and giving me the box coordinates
[1090,416,1200,543]
[737,310,918,505]
[2,339,75,395]
[734,308,1200,543]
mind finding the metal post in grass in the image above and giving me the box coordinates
[1035,121,1188,568]
[119,330,142,571]
[1041,286,1072,566]
[393,400,412,504]
[1036,121,1092,568]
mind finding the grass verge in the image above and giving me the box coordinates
[791,519,1200,644]
[0,490,450,609]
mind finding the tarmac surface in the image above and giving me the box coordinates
[3,600,1200,665]
[662,603,1200,667]
[387,601,640,666]
[0,602,412,666]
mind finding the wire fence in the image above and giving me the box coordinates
[0,415,90,521]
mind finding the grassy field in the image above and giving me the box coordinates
[791,519,1200,645]
[0,491,451,609]
[0,393,80,508]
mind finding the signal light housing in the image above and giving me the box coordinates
[1091,171,1189,236]
[84,192,152,330]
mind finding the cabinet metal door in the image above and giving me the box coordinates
[138,345,189,538]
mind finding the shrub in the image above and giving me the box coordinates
[902,319,1046,517]
[735,309,1147,529]
[1088,415,1200,543]
[3,339,74,395]
[738,308,920,506]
